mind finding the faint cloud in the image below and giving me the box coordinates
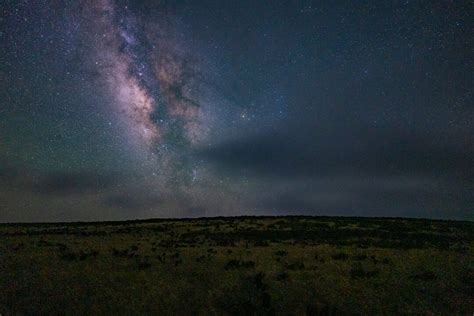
[32,171,119,195]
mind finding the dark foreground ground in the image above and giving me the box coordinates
[0,216,473,315]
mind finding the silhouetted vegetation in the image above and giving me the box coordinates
[350,265,379,279]
[225,259,255,270]
[410,271,436,281]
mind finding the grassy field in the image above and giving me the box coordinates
[0,216,473,315]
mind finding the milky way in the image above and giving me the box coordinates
[88,0,208,159]
[71,0,222,198]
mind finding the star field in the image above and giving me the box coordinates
[0,0,472,222]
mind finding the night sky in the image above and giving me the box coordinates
[1,0,472,222]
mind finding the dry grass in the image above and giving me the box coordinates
[0,216,472,315]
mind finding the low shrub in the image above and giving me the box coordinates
[276,272,289,281]
[350,265,379,279]
[274,250,288,257]
[288,261,305,270]
[332,253,349,261]
[410,271,436,281]
[353,254,368,261]
[224,259,256,270]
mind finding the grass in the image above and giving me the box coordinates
[0,216,473,315]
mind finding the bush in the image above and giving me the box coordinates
[59,251,77,261]
[331,253,349,261]
[370,255,379,264]
[350,265,379,279]
[410,271,436,281]
[224,259,255,270]
[59,249,99,261]
[306,303,338,316]
[241,261,255,269]
[136,258,152,270]
[274,250,288,257]
[276,272,289,281]
[112,248,129,257]
[216,272,275,315]
[352,254,368,261]
[225,259,241,270]
[288,261,305,270]
[254,240,270,247]
[10,243,25,251]
[195,255,206,262]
